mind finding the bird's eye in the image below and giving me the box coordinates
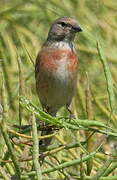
[58,22,66,27]
[60,22,66,27]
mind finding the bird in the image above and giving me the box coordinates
[35,17,82,149]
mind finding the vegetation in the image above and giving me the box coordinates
[0,0,117,179]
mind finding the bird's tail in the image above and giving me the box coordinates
[39,110,56,152]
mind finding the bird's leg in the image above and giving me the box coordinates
[66,106,75,120]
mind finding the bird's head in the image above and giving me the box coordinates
[47,17,82,42]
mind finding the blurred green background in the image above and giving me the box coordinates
[0,0,117,178]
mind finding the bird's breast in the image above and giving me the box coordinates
[40,48,78,74]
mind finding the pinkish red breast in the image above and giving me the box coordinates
[38,47,78,73]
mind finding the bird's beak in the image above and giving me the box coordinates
[73,25,82,32]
